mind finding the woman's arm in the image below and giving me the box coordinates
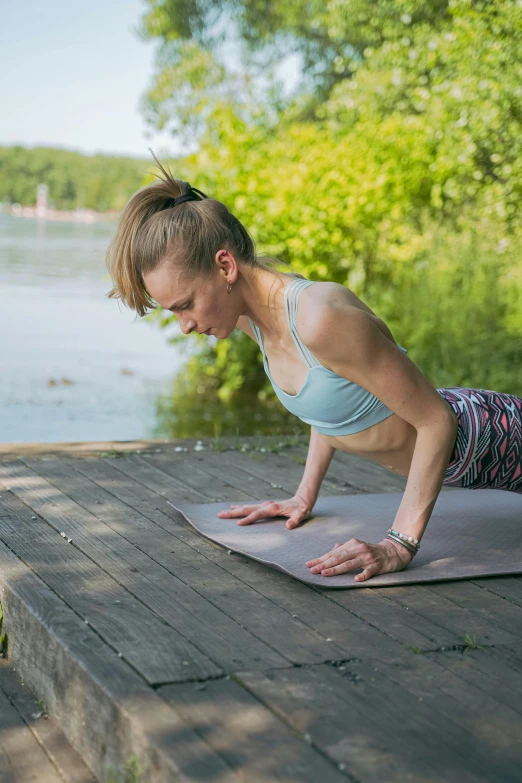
[386,419,458,547]
[295,427,336,507]
[216,427,334,528]
[299,296,459,579]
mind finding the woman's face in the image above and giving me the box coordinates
[142,258,238,338]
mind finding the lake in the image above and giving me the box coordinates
[0,212,187,444]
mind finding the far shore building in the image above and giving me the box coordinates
[11,183,98,223]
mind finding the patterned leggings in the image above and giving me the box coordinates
[437,387,522,493]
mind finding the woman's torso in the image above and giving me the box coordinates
[237,272,417,478]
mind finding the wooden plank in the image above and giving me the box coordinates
[282,442,406,493]
[334,583,518,648]
[152,450,297,500]
[422,580,522,643]
[0,459,221,684]
[182,447,369,507]
[0,489,19,518]
[136,452,256,504]
[421,646,522,717]
[66,455,412,665]
[152,448,344,516]
[61,454,210,536]
[238,662,510,783]
[61,453,265,548]
[147,439,457,497]
[105,452,250,504]
[468,575,522,608]
[159,678,347,783]
[0,510,219,685]
[205,447,364,498]
[147,441,398,496]
[0,438,170,457]
[0,435,308,458]
[236,662,496,783]
[1,437,520,781]
[320,583,498,653]
[0,682,66,783]
[18,455,346,668]
[98,452,222,504]
[76,449,509,661]
[379,651,522,772]
[152,451,490,652]
[484,641,522,671]
[17,455,291,673]
[0,658,97,783]
[145,449,304,501]
[140,446,360,506]
[0,538,241,783]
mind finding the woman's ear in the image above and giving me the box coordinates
[216,249,238,278]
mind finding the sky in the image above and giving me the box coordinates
[0,0,187,158]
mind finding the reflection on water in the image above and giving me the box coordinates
[0,213,184,443]
[153,385,307,439]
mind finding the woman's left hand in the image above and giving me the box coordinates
[305,537,414,582]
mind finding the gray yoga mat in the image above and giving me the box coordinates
[168,489,522,588]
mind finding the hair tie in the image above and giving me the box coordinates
[171,186,208,207]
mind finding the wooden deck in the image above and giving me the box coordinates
[1,435,522,783]
[0,657,97,782]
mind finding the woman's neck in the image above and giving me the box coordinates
[239,268,300,346]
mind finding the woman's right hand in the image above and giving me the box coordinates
[217,493,315,530]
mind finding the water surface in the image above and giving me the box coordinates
[0,213,184,443]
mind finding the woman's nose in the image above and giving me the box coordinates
[179,318,196,335]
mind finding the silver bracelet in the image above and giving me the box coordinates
[387,530,419,551]
[387,528,420,547]
[386,534,418,557]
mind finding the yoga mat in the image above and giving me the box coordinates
[168,489,522,588]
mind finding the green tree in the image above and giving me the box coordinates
[138,0,455,138]
[140,0,522,435]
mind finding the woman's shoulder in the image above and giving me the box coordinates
[298,281,401,357]
[300,279,378,322]
[297,280,390,357]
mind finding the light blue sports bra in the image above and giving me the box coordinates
[248,278,408,436]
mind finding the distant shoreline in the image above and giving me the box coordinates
[5,203,119,223]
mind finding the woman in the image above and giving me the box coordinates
[106,155,522,583]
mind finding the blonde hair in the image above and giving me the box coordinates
[105,151,294,317]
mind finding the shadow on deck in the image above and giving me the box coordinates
[1,436,521,782]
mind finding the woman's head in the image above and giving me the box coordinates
[105,151,283,330]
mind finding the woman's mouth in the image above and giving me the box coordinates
[204,328,212,335]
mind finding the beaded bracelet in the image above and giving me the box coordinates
[386,529,420,557]
[387,528,420,547]
[386,535,418,556]
[388,530,419,551]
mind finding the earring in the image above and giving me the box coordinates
[226,281,232,294]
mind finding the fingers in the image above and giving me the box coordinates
[354,566,377,582]
[286,516,305,530]
[312,558,362,576]
[217,501,281,526]
[306,540,380,579]
[217,501,273,520]
[306,539,367,575]
[305,552,331,567]
[217,499,310,529]
[305,543,347,567]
